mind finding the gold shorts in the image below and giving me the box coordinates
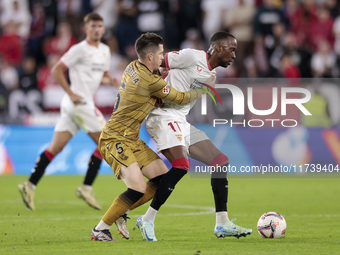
[99,131,160,178]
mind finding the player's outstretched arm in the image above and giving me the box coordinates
[150,81,208,105]
[51,61,84,105]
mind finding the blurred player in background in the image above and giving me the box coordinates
[134,31,252,241]
[18,13,116,211]
[90,32,210,241]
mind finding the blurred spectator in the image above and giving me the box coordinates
[44,21,77,56]
[91,0,118,31]
[253,0,287,75]
[279,53,301,80]
[280,33,312,77]
[307,6,334,51]
[324,0,339,18]
[0,0,31,38]
[180,28,205,50]
[26,4,45,65]
[137,0,164,34]
[17,56,38,92]
[311,39,337,77]
[57,0,83,39]
[0,56,19,91]
[332,14,340,55]
[224,0,255,74]
[34,0,59,36]
[115,0,140,58]
[201,0,237,41]
[265,22,286,75]
[287,0,317,47]
[0,20,23,66]
[253,0,287,37]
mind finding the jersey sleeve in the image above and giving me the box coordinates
[60,44,83,68]
[165,49,197,69]
[149,75,206,105]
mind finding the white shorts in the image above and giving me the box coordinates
[55,97,105,136]
[146,115,209,153]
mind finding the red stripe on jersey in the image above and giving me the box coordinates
[172,158,189,171]
[206,52,213,71]
[60,60,68,69]
[165,53,170,69]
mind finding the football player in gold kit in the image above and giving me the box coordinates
[90,32,210,241]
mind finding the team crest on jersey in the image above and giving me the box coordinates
[163,84,170,94]
[175,134,183,142]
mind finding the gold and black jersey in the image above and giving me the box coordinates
[102,60,206,140]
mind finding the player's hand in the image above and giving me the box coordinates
[70,93,85,105]
[155,98,164,108]
[159,67,169,78]
[205,75,216,88]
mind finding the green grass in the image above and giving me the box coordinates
[0,175,339,255]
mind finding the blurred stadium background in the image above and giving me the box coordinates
[1,0,340,176]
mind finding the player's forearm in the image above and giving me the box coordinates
[155,86,206,105]
[51,65,73,96]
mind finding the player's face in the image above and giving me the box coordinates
[217,38,237,68]
[152,44,164,71]
[85,20,105,42]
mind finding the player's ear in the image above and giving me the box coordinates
[148,52,153,62]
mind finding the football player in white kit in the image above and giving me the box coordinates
[18,13,116,211]
[135,32,252,240]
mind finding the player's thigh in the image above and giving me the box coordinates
[142,159,169,180]
[189,139,221,165]
[120,162,146,193]
[73,105,105,134]
[146,115,186,153]
[47,131,73,155]
[98,132,138,179]
[161,145,187,163]
[133,139,161,173]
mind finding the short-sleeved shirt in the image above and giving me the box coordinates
[102,60,206,141]
[60,40,110,102]
[150,48,216,119]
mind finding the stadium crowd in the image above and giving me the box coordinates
[1,0,340,125]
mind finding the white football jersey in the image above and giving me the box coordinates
[150,48,216,119]
[60,40,110,103]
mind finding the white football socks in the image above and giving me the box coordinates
[95,220,111,230]
[143,207,158,222]
[216,211,229,225]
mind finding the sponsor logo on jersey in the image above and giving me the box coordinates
[175,134,183,142]
[197,66,202,73]
[163,84,170,94]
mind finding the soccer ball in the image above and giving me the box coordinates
[257,212,287,238]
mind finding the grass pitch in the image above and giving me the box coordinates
[0,175,339,255]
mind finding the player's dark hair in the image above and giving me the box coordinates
[83,13,103,24]
[210,31,235,44]
[135,32,164,59]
